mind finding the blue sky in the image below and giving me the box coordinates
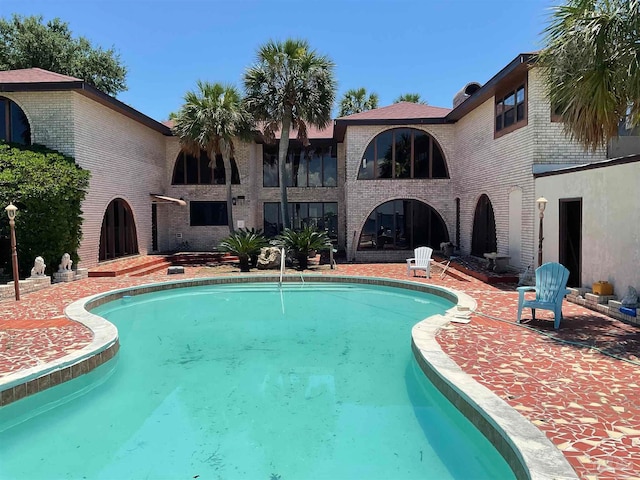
[4,0,556,122]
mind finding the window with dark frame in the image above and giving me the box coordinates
[263,202,338,239]
[262,144,337,187]
[172,151,240,185]
[0,97,31,145]
[190,201,228,226]
[356,199,449,251]
[495,82,527,135]
[356,128,449,180]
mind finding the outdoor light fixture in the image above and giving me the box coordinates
[232,197,237,206]
[536,196,548,267]
[5,202,20,301]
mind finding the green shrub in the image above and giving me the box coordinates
[219,229,269,272]
[273,226,332,270]
[0,142,90,276]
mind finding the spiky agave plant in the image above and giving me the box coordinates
[273,226,332,270]
[219,229,268,272]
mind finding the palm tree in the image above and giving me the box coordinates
[338,87,379,116]
[394,93,427,104]
[539,0,639,151]
[244,38,337,229]
[172,81,253,233]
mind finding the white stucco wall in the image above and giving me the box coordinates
[535,160,640,294]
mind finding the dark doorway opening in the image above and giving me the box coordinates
[471,194,497,256]
[559,198,582,287]
[99,198,139,261]
[151,203,158,252]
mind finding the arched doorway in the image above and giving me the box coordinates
[471,194,497,256]
[99,198,139,261]
[357,199,449,251]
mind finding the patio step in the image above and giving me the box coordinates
[130,260,173,277]
[88,256,170,277]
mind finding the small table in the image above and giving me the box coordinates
[483,253,511,273]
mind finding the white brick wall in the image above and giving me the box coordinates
[72,93,166,267]
[344,68,608,266]
[4,91,167,268]
[344,124,456,262]
[4,64,610,269]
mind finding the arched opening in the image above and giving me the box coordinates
[358,199,449,250]
[357,128,448,180]
[471,194,497,256]
[0,97,31,145]
[99,198,139,261]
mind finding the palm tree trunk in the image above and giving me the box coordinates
[222,154,235,234]
[279,112,292,229]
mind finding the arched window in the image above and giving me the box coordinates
[0,97,31,145]
[357,128,448,180]
[172,150,240,185]
[99,198,139,261]
[471,194,497,256]
[358,199,449,251]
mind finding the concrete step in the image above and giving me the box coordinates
[130,260,173,277]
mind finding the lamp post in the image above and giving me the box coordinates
[5,202,20,301]
[536,196,548,267]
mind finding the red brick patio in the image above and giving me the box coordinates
[1,257,639,479]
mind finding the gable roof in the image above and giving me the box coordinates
[337,102,451,121]
[334,102,452,141]
[0,68,172,136]
[0,68,82,84]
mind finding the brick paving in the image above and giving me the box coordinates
[1,257,639,479]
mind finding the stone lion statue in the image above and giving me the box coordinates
[30,256,46,277]
[58,253,73,272]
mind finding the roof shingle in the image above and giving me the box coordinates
[337,102,451,120]
[0,68,82,84]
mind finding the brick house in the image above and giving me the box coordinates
[0,53,634,292]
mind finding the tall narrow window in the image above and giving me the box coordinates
[495,79,527,137]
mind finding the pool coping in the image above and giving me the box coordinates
[0,274,577,479]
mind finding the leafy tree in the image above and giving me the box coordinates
[0,14,127,95]
[338,87,379,116]
[244,39,337,229]
[172,81,253,234]
[0,142,90,276]
[539,0,640,151]
[394,93,427,104]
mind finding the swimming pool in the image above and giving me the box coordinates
[0,281,515,479]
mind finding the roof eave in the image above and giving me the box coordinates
[445,53,538,122]
[333,117,452,142]
[0,80,172,136]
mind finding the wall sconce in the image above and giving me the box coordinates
[232,197,237,206]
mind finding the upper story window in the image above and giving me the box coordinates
[495,80,527,137]
[0,97,31,145]
[172,150,239,185]
[263,143,337,187]
[357,128,448,180]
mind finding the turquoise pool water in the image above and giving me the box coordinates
[0,282,515,479]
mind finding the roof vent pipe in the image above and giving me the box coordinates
[453,82,482,108]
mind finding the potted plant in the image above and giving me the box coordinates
[219,229,269,272]
[273,226,332,271]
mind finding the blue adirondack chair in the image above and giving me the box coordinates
[517,262,571,329]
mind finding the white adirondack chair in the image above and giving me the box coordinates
[406,246,433,277]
